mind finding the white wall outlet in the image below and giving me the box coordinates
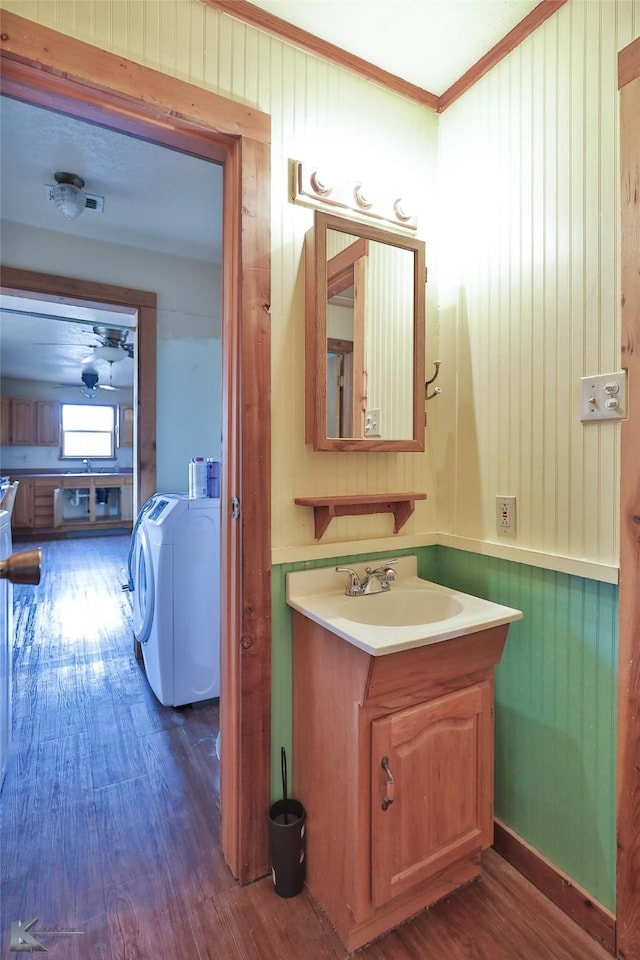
[364,408,382,438]
[496,495,517,536]
[581,371,627,421]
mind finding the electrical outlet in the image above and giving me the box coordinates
[496,496,516,536]
[364,408,382,438]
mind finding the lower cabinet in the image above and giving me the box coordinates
[12,479,32,529]
[10,475,133,534]
[292,613,508,953]
[370,682,492,910]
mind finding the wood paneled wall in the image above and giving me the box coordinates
[437,0,640,571]
[0,0,440,555]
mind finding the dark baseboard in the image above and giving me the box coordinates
[493,819,616,955]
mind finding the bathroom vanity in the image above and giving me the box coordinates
[287,558,522,951]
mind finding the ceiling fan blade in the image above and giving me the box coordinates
[97,384,121,391]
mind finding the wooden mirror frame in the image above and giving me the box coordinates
[305,210,426,452]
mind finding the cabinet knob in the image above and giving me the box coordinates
[381,755,395,811]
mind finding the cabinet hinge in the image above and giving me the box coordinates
[425,266,428,284]
[231,496,240,520]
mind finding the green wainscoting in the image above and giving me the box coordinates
[272,545,617,910]
[435,547,618,911]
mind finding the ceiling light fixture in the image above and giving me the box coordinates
[92,345,126,364]
[51,171,86,220]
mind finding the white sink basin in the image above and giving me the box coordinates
[334,587,463,627]
[286,556,523,656]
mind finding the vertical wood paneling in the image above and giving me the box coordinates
[435,546,617,911]
[1,0,439,551]
[438,0,639,569]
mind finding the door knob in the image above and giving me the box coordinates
[0,548,42,585]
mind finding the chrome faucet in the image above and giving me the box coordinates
[336,559,397,596]
[82,458,92,473]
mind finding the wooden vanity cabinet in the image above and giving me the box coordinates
[292,614,508,952]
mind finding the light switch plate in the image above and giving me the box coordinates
[364,408,382,438]
[581,371,627,421]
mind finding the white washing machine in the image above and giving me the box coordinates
[129,493,220,707]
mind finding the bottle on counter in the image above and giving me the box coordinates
[207,459,220,498]
[188,457,208,499]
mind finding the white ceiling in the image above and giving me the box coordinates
[0,97,223,387]
[247,0,541,96]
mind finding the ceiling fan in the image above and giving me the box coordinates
[55,367,123,398]
[79,367,121,397]
[82,326,134,364]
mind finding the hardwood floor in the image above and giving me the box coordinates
[0,535,613,959]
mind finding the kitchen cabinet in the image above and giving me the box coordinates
[1,398,59,445]
[10,399,35,445]
[32,478,58,528]
[10,474,133,534]
[1,397,10,445]
[292,613,508,952]
[11,479,32,529]
[118,404,134,447]
[36,401,60,445]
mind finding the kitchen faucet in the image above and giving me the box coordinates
[336,559,397,596]
[82,458,92,473]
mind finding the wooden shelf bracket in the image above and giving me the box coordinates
[294,492,427,540]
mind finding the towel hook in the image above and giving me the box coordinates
[425,360,441,401]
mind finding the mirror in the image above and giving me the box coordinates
[305,211,426,451]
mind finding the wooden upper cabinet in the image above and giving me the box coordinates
[370,682,492,909]
[36,400,60,446]
[1,398,60,446]
[10,398,36,444]
[119,404,134,447]
[1,397,10,444]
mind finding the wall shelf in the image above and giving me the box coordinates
[294,492,427,540]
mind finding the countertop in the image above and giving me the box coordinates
[5,469,133,478]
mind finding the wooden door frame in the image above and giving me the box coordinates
[0,10,272,882]
[617,35,640,960]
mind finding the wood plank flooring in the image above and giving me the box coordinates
[0,535,613,959]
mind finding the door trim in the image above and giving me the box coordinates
[617,35,640,959]
[0,9,272,882]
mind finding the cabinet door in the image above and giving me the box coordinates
[32,481,57,528]
[118,404,134,446]
[11,480,32,528]
[0,398,10,445]
[10,399,35,444]
[36,401,60,445]
[370,682,492,908]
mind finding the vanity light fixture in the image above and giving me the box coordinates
[292,161,418,231]
[354,184,373,209]
[310,169,332,195]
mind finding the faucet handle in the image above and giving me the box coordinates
[336,566,362,595]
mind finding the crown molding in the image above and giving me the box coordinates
[202,0,567,113]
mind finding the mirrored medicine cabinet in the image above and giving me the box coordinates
[304,210,426,452]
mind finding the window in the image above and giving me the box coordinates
[61,404,116,459]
